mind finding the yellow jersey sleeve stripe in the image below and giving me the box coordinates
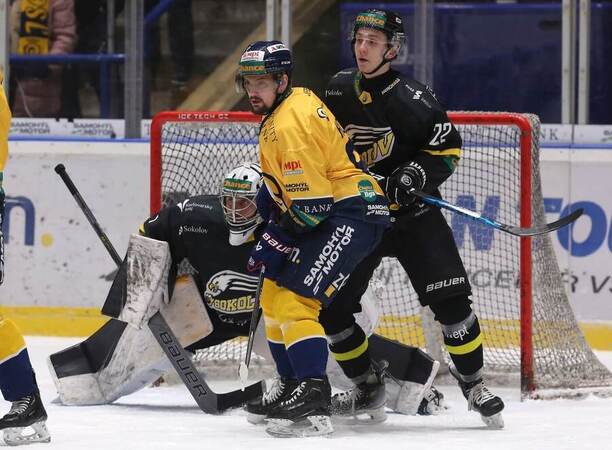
[422,148,462,157]
[446,333,483,355]
[330,338,369,362]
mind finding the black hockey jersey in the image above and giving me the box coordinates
[324,68,462,203]
[142,195,257,327]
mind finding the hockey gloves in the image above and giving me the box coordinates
[381,162,426,206]
[247,221,295,280]
[255,185,278,223]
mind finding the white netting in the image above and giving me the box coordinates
[151,112,612,397]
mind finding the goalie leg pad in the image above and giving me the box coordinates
[49,319,170,405]
[352,284,381,336]
[368,334,440,415]
[119,234,172,329]
[49,276,214,405]
[385,360,440,415]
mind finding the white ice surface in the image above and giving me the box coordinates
[2,336,611,449]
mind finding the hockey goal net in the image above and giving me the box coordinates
[150,110,612,399]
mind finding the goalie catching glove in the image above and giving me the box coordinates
[247,221,295,280]
[376,161,426,207]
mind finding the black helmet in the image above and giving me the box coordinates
[236,40,292,88]
[350,9,405,50]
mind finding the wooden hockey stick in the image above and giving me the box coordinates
[54,163,263,413]
[410,189,583,237]
[239,266,265,387]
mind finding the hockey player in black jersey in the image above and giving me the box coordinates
[323,9,505,428]
[48,162,442,423]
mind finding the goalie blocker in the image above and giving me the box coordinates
[48,195,440,414]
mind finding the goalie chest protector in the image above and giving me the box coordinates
[144,195,258,327]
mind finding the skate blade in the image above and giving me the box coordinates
[3,421,51,445]
[481,412,504,429]
[333,406,387,425]
[246,412,266,425]
[266,415,333,438]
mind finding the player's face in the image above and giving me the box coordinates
[354,28,394,77]
[224,195,257,224]
[243,74,281,114]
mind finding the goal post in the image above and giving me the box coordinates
[150,110,612,399]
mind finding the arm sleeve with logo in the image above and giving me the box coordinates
[388,85,462,192]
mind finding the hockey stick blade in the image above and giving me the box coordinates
[148,312,264,413]
[411,190,583,237]
[55,164,264,413]
[498,207,583,237]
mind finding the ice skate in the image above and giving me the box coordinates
[265,377,333,438]
[0,389,50,445]
[451,365,504,428]
[245,377,299,424]
[331,361,388,423]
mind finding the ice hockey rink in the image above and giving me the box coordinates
[1,337,610,450]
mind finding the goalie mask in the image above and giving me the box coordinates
[220,162,263,246]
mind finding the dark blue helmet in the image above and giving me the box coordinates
[237,40,292,79]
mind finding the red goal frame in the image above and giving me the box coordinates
[149,110,535,395]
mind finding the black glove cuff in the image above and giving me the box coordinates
[398,162,427,191]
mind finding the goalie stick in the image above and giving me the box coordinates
[410,189,583,237]
[238,266,264,387]
[54,163,264,413]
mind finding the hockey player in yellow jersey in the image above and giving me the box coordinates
[0,74,9,272]
[236,41,390,437]
[0,72,50,445]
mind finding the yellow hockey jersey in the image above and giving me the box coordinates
[0,71,10,173]
[258,87,389,231]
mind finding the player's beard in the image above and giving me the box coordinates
[248,95,271,115]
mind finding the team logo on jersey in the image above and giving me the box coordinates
[303,225,354,295]
[357,180,376,202]
[204,270,259,321]
[283,160,303,176]
[285,182,309,192]
[361,130,395,166]
[381,78,400,95]
[178,225,208,236]
[177,198,214,213]
[177,199,190,212]
[358,90,372,105]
